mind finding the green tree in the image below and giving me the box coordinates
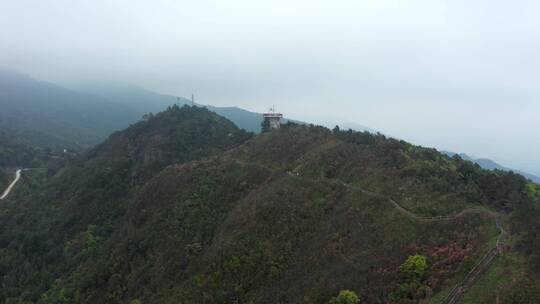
[141,113,154,121]
[329,290,360,304]
[83,224,101,255]
[399,255,428,281]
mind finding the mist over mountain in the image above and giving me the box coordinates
[0,69,139,149]
[442,151,540,184]
[79,83,306,133]
[2,2,540,303]
[77,83,192,114]
[3,69,535,185]
[2,0,540,179]
[79,83,262,133]
[0,70,278,149]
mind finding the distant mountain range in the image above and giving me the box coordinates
[2,69,536,185]
[441,151,540,184]
[0,69,306,151]
[0,69,138,149]
[78,83,278,133]
[83,85,371,134]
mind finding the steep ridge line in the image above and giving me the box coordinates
[0,169,22,200]
[341,182,507,304]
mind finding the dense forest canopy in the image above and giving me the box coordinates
[0,106,538,303]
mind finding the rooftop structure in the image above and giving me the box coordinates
[262,107,283,132]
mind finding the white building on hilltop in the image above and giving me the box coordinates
[262,107,283,132]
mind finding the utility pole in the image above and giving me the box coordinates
[191,94,195,107]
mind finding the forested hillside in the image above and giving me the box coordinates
[0,107,539,303]
[442,151,540,184]
[0,70,140,150]
[0,131,50,168]
[0,168,7,190]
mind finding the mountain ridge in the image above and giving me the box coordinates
[441,150,540,184]
[0,69,140,149]
[0,69,305,151]
[78,82,303,133]
[1,106,539,303]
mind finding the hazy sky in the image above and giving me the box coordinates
[1,0,539,175]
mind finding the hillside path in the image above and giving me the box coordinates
[350,185,496,222]
[342,182,507,304]
[0,169,22,200]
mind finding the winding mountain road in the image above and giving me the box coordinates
[0,169,22,200]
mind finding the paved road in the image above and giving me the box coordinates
[0,169,22,200]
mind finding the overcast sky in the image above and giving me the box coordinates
[1,0,539,175]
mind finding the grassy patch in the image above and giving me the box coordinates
[428,218,501,304]
[460,253,525,304]
[526,182,539,199]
